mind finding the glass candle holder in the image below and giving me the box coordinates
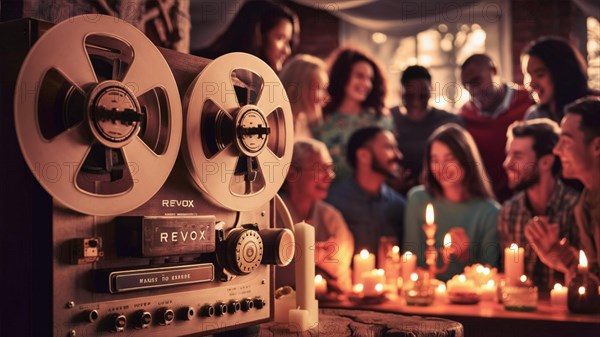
[502,285,538,312]
[567,272,600,314]
[403,272,434,306]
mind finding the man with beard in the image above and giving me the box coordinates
[531,97,600,279]
[327,126,406,260]
[498,119,580,289]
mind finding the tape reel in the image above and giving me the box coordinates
[14,15,182,216]
[183,53,294,211]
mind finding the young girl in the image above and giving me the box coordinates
[403,124,500,281]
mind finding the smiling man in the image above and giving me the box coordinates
[327,126,406,258]
[498,118,580,289]
[524,97,600,280]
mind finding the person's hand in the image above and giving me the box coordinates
[524,216,578,274]
[448,227,470,263]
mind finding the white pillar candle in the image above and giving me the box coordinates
[504,243,524,285]
[353,249,375,285]
[401,251,417,283]
[294,221,315,312]
[315,275,327,297]
[480,280,497,301]
[435,283,448,302]
[362,269,386,297]
[550,283,567,307]
[288,308,310,332]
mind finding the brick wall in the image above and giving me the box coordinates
[510,0,578,83]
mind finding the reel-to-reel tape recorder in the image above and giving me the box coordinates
[1,14,295,337]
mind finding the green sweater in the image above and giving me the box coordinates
[402,186,500,281]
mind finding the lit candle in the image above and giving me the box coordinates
[447,274,476,293]
[294,221,315,314]
[578,250,588,273]
[353,249,375,285]
[363,269,386,297]
[315,275,327,297]
[288,308,310,332]
[550,283,567,307]
[435,283,448,302]
[401,251,417,282]
[443,233,452,261]
[504,243,524,285]
[480,280,497,302]
[423,204,437,245]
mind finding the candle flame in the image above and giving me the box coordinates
[392,245,400,254]
[510,243,519,251]
[458,274,466,282]
[375,283,384,292]
[438,284,446,291]
[487,280,495,287]
[376,269,385,276]
[360,249,370,259]
[553,283,563,291]
[520,275,527,283]
[410,273,418,282]
[579,250,588,267]
[426,203,434,225]
[315,274,323,283]
[483,267,490,275]
[578,286,586,295]
[476,265,484,273]
[403,251,413,261]
[443,233,452,246]
[353,283,364,293]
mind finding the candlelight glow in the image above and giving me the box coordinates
[483,267,490,275]
[520,275,527,283]
[360,249,370,259]
[579,250,588,267]
[487,280,495,287]
[376,269,385,276]
[392,245,400,254]
[444,233,451,246]
[403,251,413,261]
[410,273,419,282]
[353,283,364,293]
[375,283,384,292]
[458,274,466,282]
[510,243,519,251]
[554,283,563,291]
[438,284,446,291]
[426,203,434,225]
[476,265,484,273]
[315,274,323,283]
[578,286,586,295]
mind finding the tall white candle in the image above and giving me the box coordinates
[294,221,315,312]
[353,249,375,285]
[504,243,524,285]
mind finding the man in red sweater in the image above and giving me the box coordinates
[459,54,534,202]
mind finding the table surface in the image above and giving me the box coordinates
[319,295,600,337]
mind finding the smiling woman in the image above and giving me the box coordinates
[192,0,299,73]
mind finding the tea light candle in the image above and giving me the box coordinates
[353,249,375,285]
[294,221,315,313]
[288,308,310,332]
[401,251,417,282]
[435,283,447,302]
[551,283,567,307]
[315,275,327,297]
[504,243,524,285]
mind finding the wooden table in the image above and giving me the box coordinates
[259,308,463,337]
[321,295,600,337]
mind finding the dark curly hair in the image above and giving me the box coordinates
[324,47,387,118]
[522,36,590,121]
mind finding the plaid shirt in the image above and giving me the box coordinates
[498,180,580,289]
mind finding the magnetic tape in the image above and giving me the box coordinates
[1,15,295,337]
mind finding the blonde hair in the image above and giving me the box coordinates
[280,54,327,126]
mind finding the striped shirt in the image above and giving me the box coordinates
[498,180,580,289]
